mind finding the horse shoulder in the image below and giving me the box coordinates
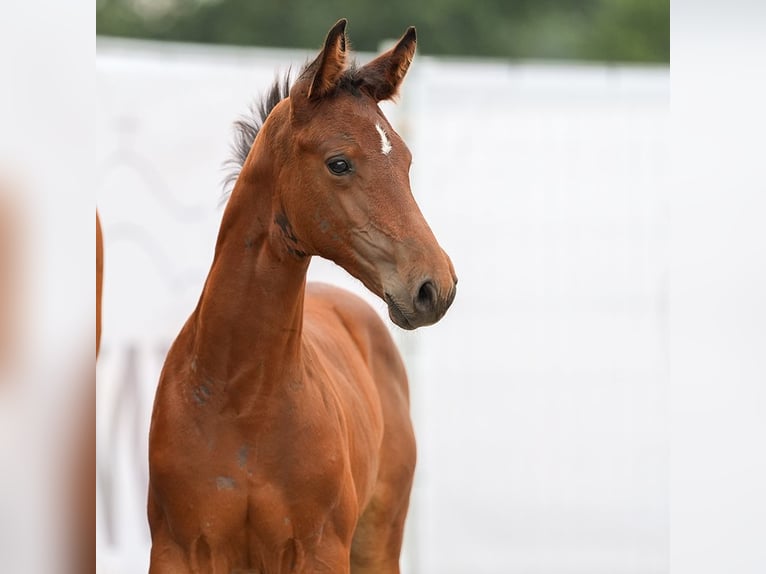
[304,282,409,400]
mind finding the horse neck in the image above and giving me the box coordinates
[189,141,309,390]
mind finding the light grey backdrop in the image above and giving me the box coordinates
[96,38,668,574]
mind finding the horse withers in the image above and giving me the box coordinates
[148,19,456,573]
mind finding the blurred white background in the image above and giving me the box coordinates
[96,39,668,573]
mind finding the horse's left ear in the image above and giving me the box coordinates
[306,18,349,100]
[358,26,417,102]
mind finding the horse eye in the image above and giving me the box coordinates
[327,158,351,175]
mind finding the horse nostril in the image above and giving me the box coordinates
[415,280,438,314]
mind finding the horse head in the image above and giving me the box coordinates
[255,19,457,329]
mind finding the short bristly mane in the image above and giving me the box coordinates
[221,72,292,199]
[222,62,367,201]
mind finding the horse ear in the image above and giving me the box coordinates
[358,26,416,102]
[307,18,349,100]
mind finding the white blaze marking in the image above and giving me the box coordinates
[375,122,392,155]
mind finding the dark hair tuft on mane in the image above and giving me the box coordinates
[221,70,292,201]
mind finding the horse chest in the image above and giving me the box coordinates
[152,422,354,571]
[162,383,362,536]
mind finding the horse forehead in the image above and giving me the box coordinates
[317,96,389,134]
[299,96,404,155]
[309,115,398,151]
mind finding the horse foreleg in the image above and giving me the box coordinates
[350,426,416,574]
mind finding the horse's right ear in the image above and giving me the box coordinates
[358,26,417,102]
[303,19,349,100]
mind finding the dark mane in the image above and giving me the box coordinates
[221,71,292,199]
[222,62,364,200]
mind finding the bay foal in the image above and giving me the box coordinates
[148,19,456,573]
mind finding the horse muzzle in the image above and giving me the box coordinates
[384,276,457,330]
